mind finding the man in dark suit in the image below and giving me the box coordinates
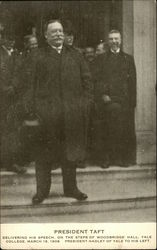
[0,39,26,173]
[93,30,137,167]
[83,46,96,162]
[13,35,39,167]
[24,20,92,204]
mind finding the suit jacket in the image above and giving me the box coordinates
[0,46,18,127]
[0,46,14,102]
[12,49,39,122]
[25,44,93,162]
[93,50,137,109]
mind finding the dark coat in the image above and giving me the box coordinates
[0,46,15,121]
[0,46,20,168]
[92,50,137,164]
[13,49,39,122]
[25,45,93,163]
[94,50,136,110]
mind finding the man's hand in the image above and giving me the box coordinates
[102,95,111,103]
[5,86,14,96]
[23,119,40,127]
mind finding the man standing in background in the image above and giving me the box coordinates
[83,46,96,163]
[0,38,26,173]
[84,46,95,74]
[94,30,136,167]
[13,35,39,168]
[95,41,106,56]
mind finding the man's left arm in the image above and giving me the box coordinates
[128,55,137,108]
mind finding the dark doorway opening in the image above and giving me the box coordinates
[0,1,122,49]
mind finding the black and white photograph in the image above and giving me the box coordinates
[0,0,156,249]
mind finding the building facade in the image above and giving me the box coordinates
[122,0,156,165]
[0,0,156,165]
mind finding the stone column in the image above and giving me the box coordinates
[122,0,156,164]
[122,0,134,55]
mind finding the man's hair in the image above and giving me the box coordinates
[108,29,121,36]
[44,19,63,32]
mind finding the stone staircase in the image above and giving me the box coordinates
[1,165,156,223]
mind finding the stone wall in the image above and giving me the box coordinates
[123,0,156,164]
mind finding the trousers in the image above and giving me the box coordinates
[32,119,79,197]
[35,162,77,198]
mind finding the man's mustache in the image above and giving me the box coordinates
[53,36,64,40]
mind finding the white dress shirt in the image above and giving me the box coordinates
[111,48,120,54]
[51,45,63,54]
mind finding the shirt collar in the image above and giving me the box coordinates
[110,48,120,54]
[51,45,63,53]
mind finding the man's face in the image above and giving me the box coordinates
[45,22,64,47]
[95,43,105,56]
[64,34,74,46]
[28,37,38,50]
[5,40,15,50]
[108,32,121,51]
[84,47,95,62]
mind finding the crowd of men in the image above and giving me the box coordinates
[0,20,136,204]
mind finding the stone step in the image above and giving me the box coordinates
[1,165,156,222]
[0,165,156,186]
[1,168,156,222]
[1,196,156,221]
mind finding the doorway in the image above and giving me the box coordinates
[0,0,122,49]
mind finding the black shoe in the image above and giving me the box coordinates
[12,164,27,174]
[32,194,46,205]
[110,160,123,166]
[64,189,88,201]
[118,161,130,167]
[100,163,110,169]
